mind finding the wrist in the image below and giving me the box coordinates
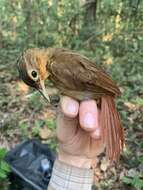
[58,150,92,169]
[48,159,94,190]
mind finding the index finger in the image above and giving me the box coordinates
[60,96,79,118]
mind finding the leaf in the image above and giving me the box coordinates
[0,161,10,173]
[128,168,138,177]
[122,176,132,184]
[132,176,143,190]
[0,149,7,159]
[0,170,7,180]
[100,157,110,172]
[132,97,143,106]
[46,119,56,129]
[122,175,143,190]
[39,126,52,139]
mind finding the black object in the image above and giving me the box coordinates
[5,139,56,190]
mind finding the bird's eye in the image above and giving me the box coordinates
[31,70,37,78]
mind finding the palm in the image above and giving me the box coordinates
[56,100,104,159]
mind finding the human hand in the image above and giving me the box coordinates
[56,96,105,169]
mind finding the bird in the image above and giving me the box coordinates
[18,48,124,161]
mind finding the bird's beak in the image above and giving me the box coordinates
[38,80,50,102]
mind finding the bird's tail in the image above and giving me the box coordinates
[100,95,124,161]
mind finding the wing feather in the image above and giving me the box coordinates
[48,49,121,97]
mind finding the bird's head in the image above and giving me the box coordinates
[17,48,51,102]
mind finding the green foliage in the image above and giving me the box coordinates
[46,119,56,130]
[27,92,43,110]
[0,0,141,50]
[32,121,41,137]
[19,121,29,138]
[0,0,143,189]
[122,175,143,190]
[132,97,143,106]
[32,119,45,136]
[0,148,10,180]
[46,138,57,151]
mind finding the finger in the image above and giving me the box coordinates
[90,109,101,139]
[60,96,79,118]
[56,110,78,143]
[79,100,99,132]
[90,128,101,139]
[56,96,79,143]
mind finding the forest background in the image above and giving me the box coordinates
[0,0,143,189]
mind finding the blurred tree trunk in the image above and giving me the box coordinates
[82,0,98,40]
[84,0,98,26]
[22,0,33,44]
[0,31,3,48]
[130,0,141,16]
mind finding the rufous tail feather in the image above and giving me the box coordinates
[101,96,124,161]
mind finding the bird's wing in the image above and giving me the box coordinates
[48,49,121,96]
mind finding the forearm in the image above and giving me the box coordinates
[48,159,94,190]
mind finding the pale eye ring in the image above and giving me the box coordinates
[31,70,37,78]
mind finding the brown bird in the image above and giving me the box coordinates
[18,48,124,161]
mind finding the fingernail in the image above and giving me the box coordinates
[67,103,77,114]
[83,113,95,129]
